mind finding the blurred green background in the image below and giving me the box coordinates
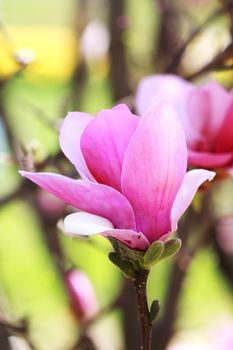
[0,0,233,349]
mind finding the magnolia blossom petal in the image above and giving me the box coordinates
[64,212,150,250]
[215,100,233,153]
[64,212,114,236]
[80,104,139,191]
[103,229,150,250]
[135,74,193,116]
[65,269,98,320]
[20,171,136,230]
[59,111,95,180]
[186,90,211,149]
[135,74,200,145]
[188,150,233,168]
[201,81,233,139]
[122,101,187,242]
[227,167,233,176]
[171,169,215,232]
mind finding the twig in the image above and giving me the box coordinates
[0,318,37,350]
[166,8,224,73]
[109,0,130,100]
[69,0,89,110]
[156,0,181,70]
[0,324,11,350]
[152,192,214,350]
[223,0,233,38]
[72,334,97,350]
[213,216,233,290]
[185,41,233,80]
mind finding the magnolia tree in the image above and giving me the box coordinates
[1,0,233,350]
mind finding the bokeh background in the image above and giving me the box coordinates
[0,0,233,349]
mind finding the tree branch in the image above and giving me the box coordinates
[166,8,224,73]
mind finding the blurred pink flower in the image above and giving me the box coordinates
[65,269,98,321]
[214,321,233,350]
[37,190,66,221]
[167,320,233,350]
[20,103,214,250]
[136,75,233,172]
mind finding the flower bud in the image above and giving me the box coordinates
[65,269,98,321]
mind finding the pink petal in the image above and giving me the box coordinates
[64,211,149,250]
[19,171,136,230]
[186,90,211,150]
[135,74,193,116]
[80,104,139,191]
[227,167,233,176]
[215,100,233,153]
[103,229,150,250]
[65,269,98,320]
[135,74,200,145]
[201,81,233,141]
[59,112,95,180]
[121,101,187,243]
[188,150,233,168]
[171,169,215,232]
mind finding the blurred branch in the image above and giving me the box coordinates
[213,216,233,290]
[152,192,215,350]
[185,41,233,80]
[0,318,36,350]
[166,8,224,73]
[0,325,11,350]
[156,0,181,71]
[80,276,141,350]
[69,0,89,110]
[0,79,16,154]
[214,236,233,289]
[222,0,233,38]
[73,334,97,350]
[109,0,130,100]
[0,318,27,335]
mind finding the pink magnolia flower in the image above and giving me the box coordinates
[136,74,233,171]
[65,269,98,321]
[20,102,214,250]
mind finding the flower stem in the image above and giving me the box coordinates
[133,269,152,350]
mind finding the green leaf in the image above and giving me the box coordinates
[108,238,145,271]
[150,299,160,323]
[160,238,182,261]
[108,252,136,278]
[143,241,164,267]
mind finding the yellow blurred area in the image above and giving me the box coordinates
[0,26,79,80]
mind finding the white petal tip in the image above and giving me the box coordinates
[63,212,114,237]
[207,171,216,181]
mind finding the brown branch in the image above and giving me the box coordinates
[185,41,233,80]
[72,334,97,350]
[0,325,11,350]
[166,8,224,73]
[213,217,233,290]
[152,192,214,350]
[109,0,130,101]
[69,0,89,110]
[222,0,233,38]
[156,0,181,71]
[0,318,36,350]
